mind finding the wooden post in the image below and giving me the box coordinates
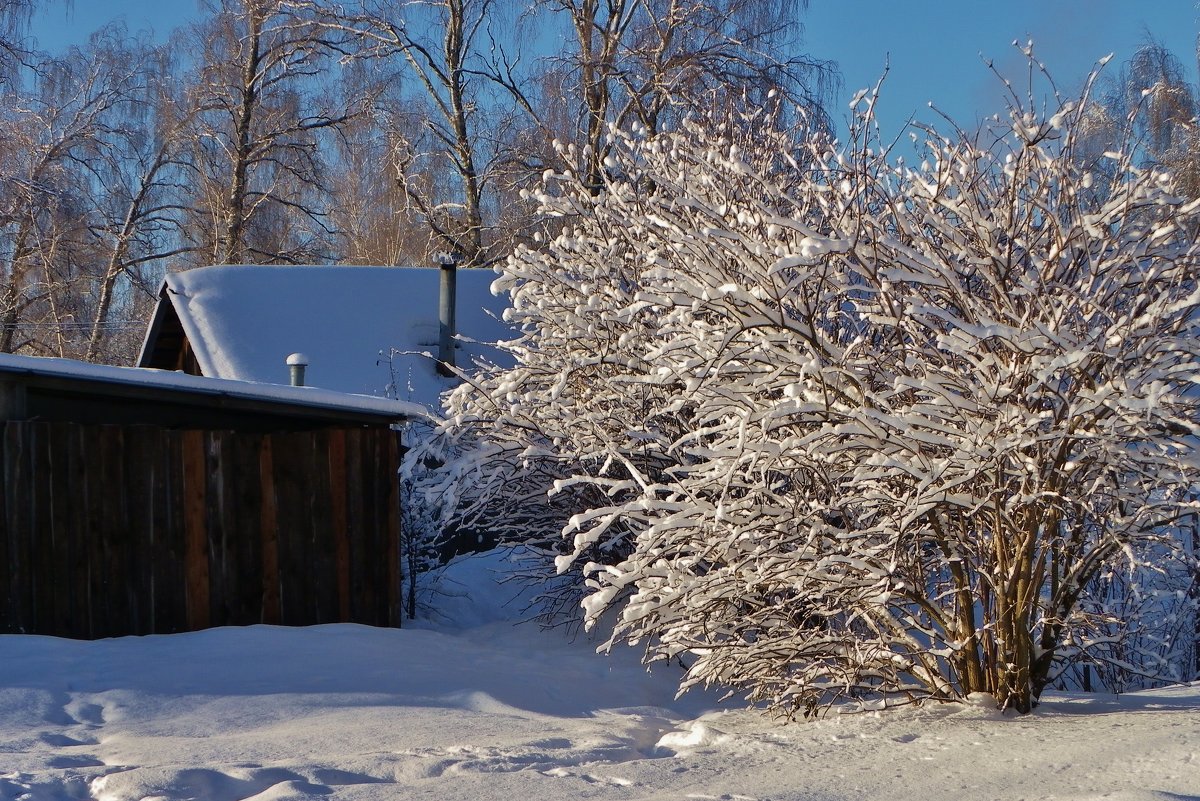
[385,429,401,627]
[3,423,31,633]
[329,430,350,622]
[181,430,210,631]
[259,437,280,624]
[0,423,12,633]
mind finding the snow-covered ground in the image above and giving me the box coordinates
[2,551,1197,801]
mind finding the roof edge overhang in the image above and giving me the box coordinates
[137,281,170,368]
[0,354,424,429]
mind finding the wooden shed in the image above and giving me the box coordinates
[0,353,424,640]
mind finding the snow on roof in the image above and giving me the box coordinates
[159,264,512,409]
[0,351,425,421]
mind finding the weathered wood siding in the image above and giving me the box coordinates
[0,421,401,639]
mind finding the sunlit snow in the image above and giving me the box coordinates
[1,550,1196,801]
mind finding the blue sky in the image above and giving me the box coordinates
[31,0,199,45]
[805,1,1200,140]
[30,1,1200,141]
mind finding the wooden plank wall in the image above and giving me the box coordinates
[0,421,401,639]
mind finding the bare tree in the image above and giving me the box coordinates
[1101,40,1200,197]
[0,37,134,354]
[0,0,45,84]
[315,0,523,269]
[322,60,434,266]
[304,0,832,268]
[535,0,836,191]
[82,31,197,362]
[182,0,360,266]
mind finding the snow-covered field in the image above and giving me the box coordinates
[2,552,1198,801]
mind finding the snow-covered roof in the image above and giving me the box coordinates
[137,264,512,410]
[0,351,424,425]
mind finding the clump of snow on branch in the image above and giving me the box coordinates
[409,56,1200,716]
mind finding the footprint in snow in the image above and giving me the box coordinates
[64,700,106,726]
[46,755,106,769]
[38,732,98,747]
[541,766,632,786]
[528,737,573,750]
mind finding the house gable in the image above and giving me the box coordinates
[138,284,201,376]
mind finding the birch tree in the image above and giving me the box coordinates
[315,0,524,269]
[0,36,133,354]
[1087,40,1200,200]
[536,0,835,191]
[324,63,431,266]
[184,0,358,266]
[82,33,196,362]
[0,0,45,84]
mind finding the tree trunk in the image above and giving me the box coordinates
[0,216,35,353]
[445,0,483,266]
[221,6,264,265]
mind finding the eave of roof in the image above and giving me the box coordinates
[0,353,425,428]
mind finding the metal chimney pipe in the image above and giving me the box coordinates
[435,252,458,376]
[286,352,309,387]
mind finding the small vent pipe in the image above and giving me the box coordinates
[286,352,309,387]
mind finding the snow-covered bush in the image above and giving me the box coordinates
[410,62,1200,714]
